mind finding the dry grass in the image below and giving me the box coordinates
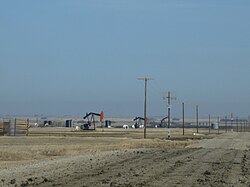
[0,127,218,168]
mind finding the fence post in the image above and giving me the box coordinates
[225,116,227,133]
[236,117,238,132]
[14,118,16,136]
[182,102,185,136]
[218,117,220,134]
[26,118,29,136]
[209,114,211,134]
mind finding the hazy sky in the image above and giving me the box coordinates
[1,0,250,117]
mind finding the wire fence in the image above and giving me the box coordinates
[0,119,29,136]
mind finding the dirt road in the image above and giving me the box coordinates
[1,132,250,187]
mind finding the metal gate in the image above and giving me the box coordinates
[13,119,29,136]
[0,121,3,136]
[0,120,11,136]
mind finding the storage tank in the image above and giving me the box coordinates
[211,123,218,129]
[66,120,72,128]
[105,120,111,128]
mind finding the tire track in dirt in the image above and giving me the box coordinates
[64,148,207,187]
[66,133,250,187]
[226,149,250,186]
[2,133,250,187]
[30,146,250,186]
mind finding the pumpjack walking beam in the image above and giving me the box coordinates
[83,112,101,130]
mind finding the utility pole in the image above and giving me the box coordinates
[236,117,238,132]
[248,116,250,132]
[217,117,220,134]
[225,115,227,133]
[163,92,176,139]
[231,113,233,132]
[209,114,211,134]
[196,105,199,133]
[137,77,154,139]
[182,102,185,136]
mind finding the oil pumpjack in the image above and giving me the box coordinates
[82,112,101,130]
[133,117,145,128]
[160,116,168,128]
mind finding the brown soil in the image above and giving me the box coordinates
[0,128,249,186]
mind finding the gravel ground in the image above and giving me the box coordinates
[1,132,250,187]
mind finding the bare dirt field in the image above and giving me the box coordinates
[0,127,250,187]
